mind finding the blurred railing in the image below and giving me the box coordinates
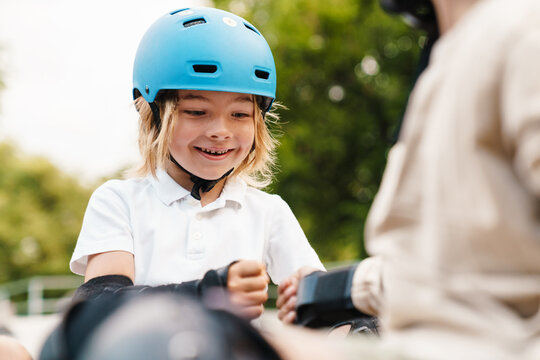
[0,260,359,316]
[0,275,83,315]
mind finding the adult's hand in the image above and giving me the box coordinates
[276,266,321,324]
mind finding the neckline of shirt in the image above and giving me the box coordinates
[150,168,247,208]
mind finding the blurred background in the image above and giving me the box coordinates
[0,0,424,356]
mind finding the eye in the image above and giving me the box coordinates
[184,110,206,116]
[232,112,251,119]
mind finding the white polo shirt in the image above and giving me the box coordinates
[70,169,324,286]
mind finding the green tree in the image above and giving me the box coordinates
[213,0,423,261]
[0,143,92,283]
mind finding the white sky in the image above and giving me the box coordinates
[0,0,209,184]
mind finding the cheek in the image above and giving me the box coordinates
[169,128,189,154]
[239,122,256,148]
[170,120,196,147]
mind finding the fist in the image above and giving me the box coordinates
[228,259,270,319]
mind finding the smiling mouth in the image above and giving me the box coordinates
[196,147,233,156]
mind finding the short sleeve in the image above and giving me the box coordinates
[501,27,540,197]
[70,181,135,275]
[264,195,324,284]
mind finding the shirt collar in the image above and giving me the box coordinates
[219,176,247,207]
[150,168,247,208]
[150,168,191,206]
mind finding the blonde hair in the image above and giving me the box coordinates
[131,91,280,189]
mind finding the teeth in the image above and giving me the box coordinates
[200,147,228,155]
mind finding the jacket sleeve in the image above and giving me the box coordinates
[501,27,540,198]
[350,256,384,316]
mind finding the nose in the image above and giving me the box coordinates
[206,115,232,140]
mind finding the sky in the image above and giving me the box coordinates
[0,0,209,184]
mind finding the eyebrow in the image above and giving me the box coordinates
[180,93,253,103]
[235,95,254,103]
[180,94,208,101]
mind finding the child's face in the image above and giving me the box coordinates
[170,89,256,180]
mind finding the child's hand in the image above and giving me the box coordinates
[276,266,320,324]
[227,259,270,319]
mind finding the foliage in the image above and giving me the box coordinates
[0,0,424,284]
[212,0,424,261]
[0,143,92,283]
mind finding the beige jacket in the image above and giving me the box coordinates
[352,1,540,359]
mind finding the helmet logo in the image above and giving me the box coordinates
[222,17,237,27]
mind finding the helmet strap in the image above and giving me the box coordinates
[149,102,162,132]
[169,155,233,201]
[257,96,272,118]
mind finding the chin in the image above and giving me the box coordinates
[195,169,231,180]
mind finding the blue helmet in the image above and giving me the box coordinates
[133,7,276,112]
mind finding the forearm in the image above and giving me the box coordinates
[73,265,230,302]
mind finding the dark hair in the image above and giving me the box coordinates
[379,0,439,36]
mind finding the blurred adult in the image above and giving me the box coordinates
[276,0,540,359]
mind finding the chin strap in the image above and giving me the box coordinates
[169,155,233,201]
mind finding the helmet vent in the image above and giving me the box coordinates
[170,8,190,15]
[183,18,206,28]
[193,64,218,73]
[244,23,260,35]
[255,69,270,80]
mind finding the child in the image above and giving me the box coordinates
[69,7,324,319]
